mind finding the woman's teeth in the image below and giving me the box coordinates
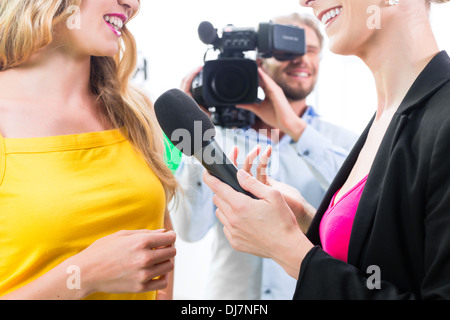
[322,7,342,25]
[104,15,124,35]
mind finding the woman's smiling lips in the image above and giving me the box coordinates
[103,13,128,37]
[317,6,343,28]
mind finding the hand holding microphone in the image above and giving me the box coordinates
[154,89,257,199]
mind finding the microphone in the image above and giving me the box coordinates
[198,21,220,47]
[154,89,257,199]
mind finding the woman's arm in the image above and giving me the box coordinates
[1,229,176,300]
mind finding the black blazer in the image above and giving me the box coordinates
[294,51,450,299]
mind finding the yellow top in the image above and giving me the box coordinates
[0,129,166,300]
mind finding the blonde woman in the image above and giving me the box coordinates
[0,0,178,300]
[204,0,450,299]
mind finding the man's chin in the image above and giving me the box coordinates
[283,88,313,101]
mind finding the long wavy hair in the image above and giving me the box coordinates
[0,0,178,205]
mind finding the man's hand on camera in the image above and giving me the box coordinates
[179,66,210,115]
[237,67,307,142]
[180,66,202,97]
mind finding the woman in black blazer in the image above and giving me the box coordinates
[203,0,450,299]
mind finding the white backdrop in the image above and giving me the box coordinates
[127,1,450,299]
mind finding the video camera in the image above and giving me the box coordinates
[191,21,306,128]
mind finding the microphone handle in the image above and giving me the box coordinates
[194,139,258,199]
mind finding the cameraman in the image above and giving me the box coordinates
[172,13,357,300]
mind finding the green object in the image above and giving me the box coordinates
[163,133,182,173]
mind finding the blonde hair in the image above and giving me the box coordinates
[0,0,178,205]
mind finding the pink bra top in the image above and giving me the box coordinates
[319,175,368,262]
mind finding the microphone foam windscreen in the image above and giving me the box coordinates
[198,21,217,45]
[154,89,216,156]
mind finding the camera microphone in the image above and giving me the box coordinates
[154,89,257,199]
[198,21,219,47]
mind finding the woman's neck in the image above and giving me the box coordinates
[358,5,439,119]
[0,46,93,106]
[0,48,112,138]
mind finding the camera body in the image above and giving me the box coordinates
[191,21,305,128]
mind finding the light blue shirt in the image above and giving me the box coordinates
[171,107,358,300]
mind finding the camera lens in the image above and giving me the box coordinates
[211,65,250,103]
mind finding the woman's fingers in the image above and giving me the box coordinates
[143,245,177,266]
[203,170,240,205]
[228,144,273,185]
[256,146,272,185]
[143,259,174,282]
[142,274,170,293]
[138,230,177,250]
[236,169,277,201]
[229,146,239,166]
[243,145,261,173]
